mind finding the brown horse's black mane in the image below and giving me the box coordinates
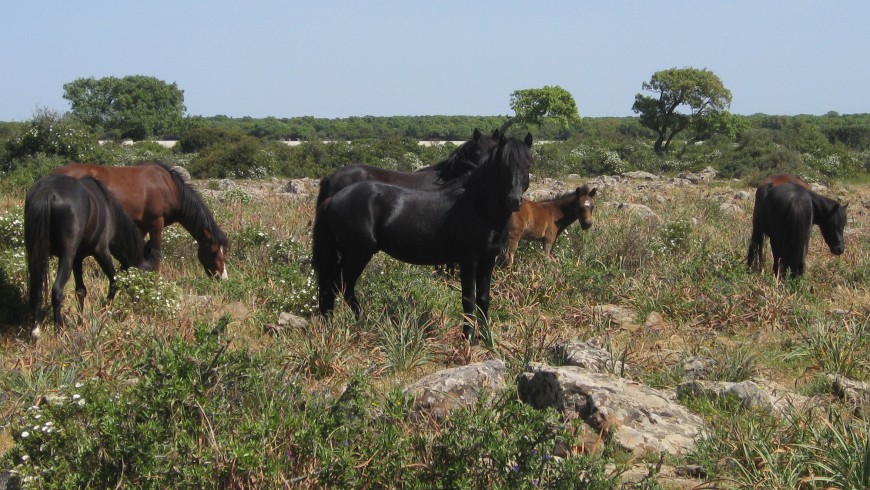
[140,162,229,249]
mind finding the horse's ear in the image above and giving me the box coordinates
[499,132,507,145]
[589,187,598,197]
[473,128,481,140]
[492,128,500,139]
[524,132,533,148]
[575,186,582,195]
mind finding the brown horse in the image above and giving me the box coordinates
[53,162,229,279]
[747,174,812,272]
[505,185,597,267]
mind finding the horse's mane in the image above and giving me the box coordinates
[84,176,144,264]
[142,162,229,249]
[427,129,499,181]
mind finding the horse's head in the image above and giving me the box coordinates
[574,185,598,230]
[819,202,848,256]
[493,132,534,212]
[198,228,230,280]
[442,128,501,180]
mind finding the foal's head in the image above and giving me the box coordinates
[573,185,598,230]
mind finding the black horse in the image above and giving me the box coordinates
[316,128,500,206]
[747,182,847,280]
[313,133,534,338]
[25,175,146,337]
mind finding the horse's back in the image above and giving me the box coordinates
[325,181,464,264]
[54,163,177,224]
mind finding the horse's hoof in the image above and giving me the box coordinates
[31,326,41,339]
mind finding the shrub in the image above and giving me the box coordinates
[3,108,99,168]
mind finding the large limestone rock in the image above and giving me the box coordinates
[405,359,507,421]
[518,363,704,456]
[550,341,629,374]
[677,378,812,415]
[828,374,870,417]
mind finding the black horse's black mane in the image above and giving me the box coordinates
[427,129,499,181]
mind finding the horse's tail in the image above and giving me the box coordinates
[25,194,52,320]
[311,200,338,314]
[315,176,332,208]
[746,217,765,272]
[747,189,767,272]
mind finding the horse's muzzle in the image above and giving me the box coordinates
[508,197,522,212]
[831,246,844,256]
[581,222,592,230]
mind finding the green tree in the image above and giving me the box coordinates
[502,85,580,134]
[632,67,732,153]
[63,75,186,140]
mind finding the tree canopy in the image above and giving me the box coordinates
[503,86,580,134]
[63,75,186,140]
[632,67,732,153]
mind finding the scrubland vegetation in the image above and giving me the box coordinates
[0,111,869,487]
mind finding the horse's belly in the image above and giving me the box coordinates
[380,239,455,265]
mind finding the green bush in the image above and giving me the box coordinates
[3,108,99,169]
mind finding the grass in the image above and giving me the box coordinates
[1,175,869,487]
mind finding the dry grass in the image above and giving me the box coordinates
[1,175,869,485]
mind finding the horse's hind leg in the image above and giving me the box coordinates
[338,253,372,317]
[72,258,87,308]
[51,256,75,326]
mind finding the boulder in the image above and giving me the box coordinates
[677,378,812,415]
[284,177,319,195]
[828,374,870,417]
[622,171,660,181]
[550,341,629,374]
[405,360,507,421]
[518,363,705,456]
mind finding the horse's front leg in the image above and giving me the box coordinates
[93,249,119,300]
[474,254,498,338]
[145,221,164,271]
[459,261,478,339]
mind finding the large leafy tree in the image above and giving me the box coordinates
[63,75,186,140]
[501,85,580,134]
[632,67,732,153]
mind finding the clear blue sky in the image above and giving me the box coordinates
[2,1,868,121]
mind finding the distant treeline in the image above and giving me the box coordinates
[180,113,870,151]
[2,112,869,188]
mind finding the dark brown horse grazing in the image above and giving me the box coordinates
[26,175,146,337]
[53,162,229,279]
[316,128,500,206]
[504,185,597,267]
[747,182,847,280]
